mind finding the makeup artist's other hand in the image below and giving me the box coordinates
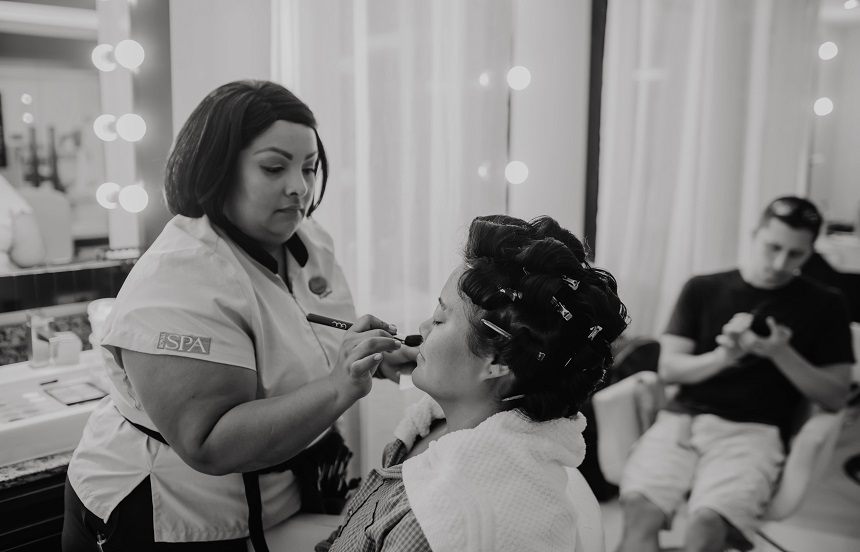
[331,315,401,403]
[377,346,419,383]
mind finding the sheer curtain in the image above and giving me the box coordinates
[272,0,511,472]
[596,0,819,339]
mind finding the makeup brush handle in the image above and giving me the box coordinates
[306,313,353,330]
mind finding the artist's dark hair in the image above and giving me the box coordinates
[459,215,629,422]
[758,196,822,239]
[164,80,328,224]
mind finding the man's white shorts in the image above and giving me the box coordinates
[620,410,785,550]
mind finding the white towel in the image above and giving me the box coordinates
[399,395,587,552]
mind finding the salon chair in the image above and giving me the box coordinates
[592,361,846,549]
[255,467,606,552]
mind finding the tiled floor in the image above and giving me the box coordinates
[600,406,860,552]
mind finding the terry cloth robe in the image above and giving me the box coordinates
[399,395,587,552]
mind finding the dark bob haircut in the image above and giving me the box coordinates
[758,196,822,239]
[458,215,629,422]
[164,80,329,223]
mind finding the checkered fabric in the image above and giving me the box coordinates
[315,440,431,552]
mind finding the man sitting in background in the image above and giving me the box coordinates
[615,196,854,552]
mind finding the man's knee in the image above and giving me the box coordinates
[620,492,667,532]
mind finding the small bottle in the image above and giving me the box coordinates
[26,310,54,367]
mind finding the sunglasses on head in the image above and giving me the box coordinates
[769,199,821,226]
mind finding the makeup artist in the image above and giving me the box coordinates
[62,80,417,552]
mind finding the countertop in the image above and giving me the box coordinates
[0,450,71,490]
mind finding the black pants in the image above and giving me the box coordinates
[62,476,247,551]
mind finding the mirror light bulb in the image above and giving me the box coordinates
[96,182,121,209]
[92,44,116,72]
[505,161,529,184]
[507,66,532,90]
[94,114,118,142]
[819,42,838,60]
[21,93,32,105]
[479,72,490,87]
[845,0,858,10]
[115,40,145,69]
[814,97,833,116]
[22,112,34,125]
[477,162,490,180]
[119,184,149,213]
[116,114,146,142]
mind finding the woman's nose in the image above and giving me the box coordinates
[418,318,431,337]
[285,168,310,197]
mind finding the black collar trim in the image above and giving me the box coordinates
[216,218,308,274]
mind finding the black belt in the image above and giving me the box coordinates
[125,418,338,552]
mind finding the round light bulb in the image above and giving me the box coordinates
[21,93,32,105]
[814,97,833,116]
[819,42,838,60]
[114,40,145,69]
[116,113,146,142]
[94,114,118,142]
[507,66,532,90]
[505,161,529,184]
[477,162,490,180]
[845,0,858,10]
[91,44,116,72]
[96,182,121,209]
[478,72,490,87]
[119,184,149,213]
[22,112,34,125]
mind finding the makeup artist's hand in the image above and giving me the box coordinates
[330,315,402,403]
[376,346,419,383]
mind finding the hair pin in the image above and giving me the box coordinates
[562,276,580,291]
[536,351,546,361]
[481,319,512,339]
[564,357,573,367]
[497,287,522,301]
[550,296,573,321]
[501,394,525,402]
[588,325,603,340]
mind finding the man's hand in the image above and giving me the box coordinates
[738,317,792,359]
[714,313,752,365]
[375,345,419,383]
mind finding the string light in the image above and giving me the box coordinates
[814,97,833,116]
[507,66,531,90]
[505,161,529,184]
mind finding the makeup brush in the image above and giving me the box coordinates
[306,313,423,347]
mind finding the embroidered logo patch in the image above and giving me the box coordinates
[157,332,211,354]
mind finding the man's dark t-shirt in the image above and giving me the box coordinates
[664,270,854,435]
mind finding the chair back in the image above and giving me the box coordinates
[567,467,606,552]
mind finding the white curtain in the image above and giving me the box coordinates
[596,0,819,339]
[272,0,511,473]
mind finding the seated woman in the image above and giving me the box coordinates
[317,214,629,552]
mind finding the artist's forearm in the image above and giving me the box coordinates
[770,347,850,411]
[194,377,352,475]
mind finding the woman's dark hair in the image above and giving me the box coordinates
[459,215,629,422]
[164,80,329,223]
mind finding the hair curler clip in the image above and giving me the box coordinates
[588,325,603,340]
[481,319,512,340]
[550,296,573,321]
[536,351,546,361]
[562,276,580,291]
[501,393,525,402]
[497,287,522,301]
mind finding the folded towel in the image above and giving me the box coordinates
[400,395,587,552]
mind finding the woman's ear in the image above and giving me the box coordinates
[483,362,511,380]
